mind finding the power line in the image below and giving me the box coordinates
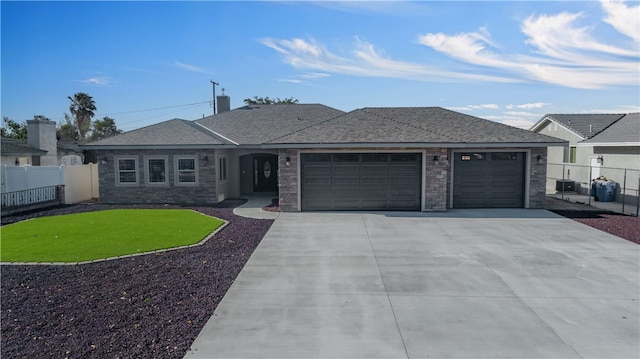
[96,100,210,117]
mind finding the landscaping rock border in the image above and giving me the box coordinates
[1,203,273,359]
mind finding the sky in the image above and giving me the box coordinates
[2,0,639,132]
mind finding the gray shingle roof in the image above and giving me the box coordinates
[267,107,566,147]
[195,104,345,145]
[1,138,48,156]
[580,113,640,145]
[541,114,625,139]
[85,119,228,148]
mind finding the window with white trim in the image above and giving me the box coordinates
[176,157,198,185]
[218,156,228,183]
[116,157,138,186]
[145,156,168,185]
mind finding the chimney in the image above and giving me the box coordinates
[27,119,57,166]
[217,95,230,114]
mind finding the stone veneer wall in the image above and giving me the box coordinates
[278,149,299,212]
[528,147,548,209]
[98,149,217,205]
[423,148,450,211]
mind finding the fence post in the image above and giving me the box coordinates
[621,169,626,214]
[588,163,595,205]
[561,164,566,200]
[636,176,640,217]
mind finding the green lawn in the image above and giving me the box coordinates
[0,209,225,263]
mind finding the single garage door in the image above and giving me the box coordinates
[453,152,525,208]
[301,153,422,211]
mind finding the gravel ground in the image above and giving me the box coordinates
[1,202,273,359]
[545,197,640,245]
[2,199,637,358]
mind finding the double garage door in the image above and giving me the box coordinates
[301,153,422,211]
[453,152,526,208]
[300,151,526,211]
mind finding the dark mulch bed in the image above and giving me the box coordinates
[1,202,274,359]
[556,211,640,245]
[262,198,280,212]
[546,198,640,245]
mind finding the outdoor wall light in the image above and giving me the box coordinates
[597,156,604,165]
[536,154,544,165]
[14,158,20,166]
[202,155,209,164]
[285,156,291,166]
[99,157,108,165]
[433,155,440,164]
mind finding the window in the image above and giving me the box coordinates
[116,157,138,186]
[145,156,168,185]
[569,147,577,163]
[218,156,228,183]
[176,157,197,185]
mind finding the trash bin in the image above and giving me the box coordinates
[595,181,616,202]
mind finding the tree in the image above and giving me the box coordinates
[90,116,122,141]
[68,92,96,141]
[1,117,28,139]
[243,96,299,105]
[57,113,78,141]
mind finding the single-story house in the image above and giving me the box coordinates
[530,113,639,197]
[1,119,85,166]
[530,113,639,171]
[1,138,48,166]
[83,101,566,211]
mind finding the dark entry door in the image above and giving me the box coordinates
[254,156,278,192]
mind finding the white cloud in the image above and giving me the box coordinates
[76,74,115,87]
[506,102,549,110]
[470,104,499,110]
[261,36,518,84]
[600,0,640,43]
[263,1,639,89]
[483,115,537,129]
[504,111,541,118]
[174,61,211,74]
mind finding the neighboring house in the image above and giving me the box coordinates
[84,101,566,212]
[0,119,85,166]
[530,113,640,196]
[1,138,48,166]
[530,113,639,169]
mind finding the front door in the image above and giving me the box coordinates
[254,156,278,192]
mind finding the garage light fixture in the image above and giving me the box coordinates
[536,154,545,165]
[285,156,291,166]
[100,157,109,165]
[597,156,604,165]
[433,155,439,163]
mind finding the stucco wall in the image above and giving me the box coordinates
[98,149,217,205]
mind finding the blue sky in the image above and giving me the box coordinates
[2,1,638,132]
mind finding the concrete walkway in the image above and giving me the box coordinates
[186,209,639,358]
[232,194,280,219]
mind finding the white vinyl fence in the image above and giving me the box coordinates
[1,164,99,205]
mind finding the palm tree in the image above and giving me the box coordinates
[68,92,96,141]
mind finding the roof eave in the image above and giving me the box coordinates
[577,142,640,147]
[81,144,236,150]
[262,141,568,149]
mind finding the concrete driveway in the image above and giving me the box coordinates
[186,209,639,358]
